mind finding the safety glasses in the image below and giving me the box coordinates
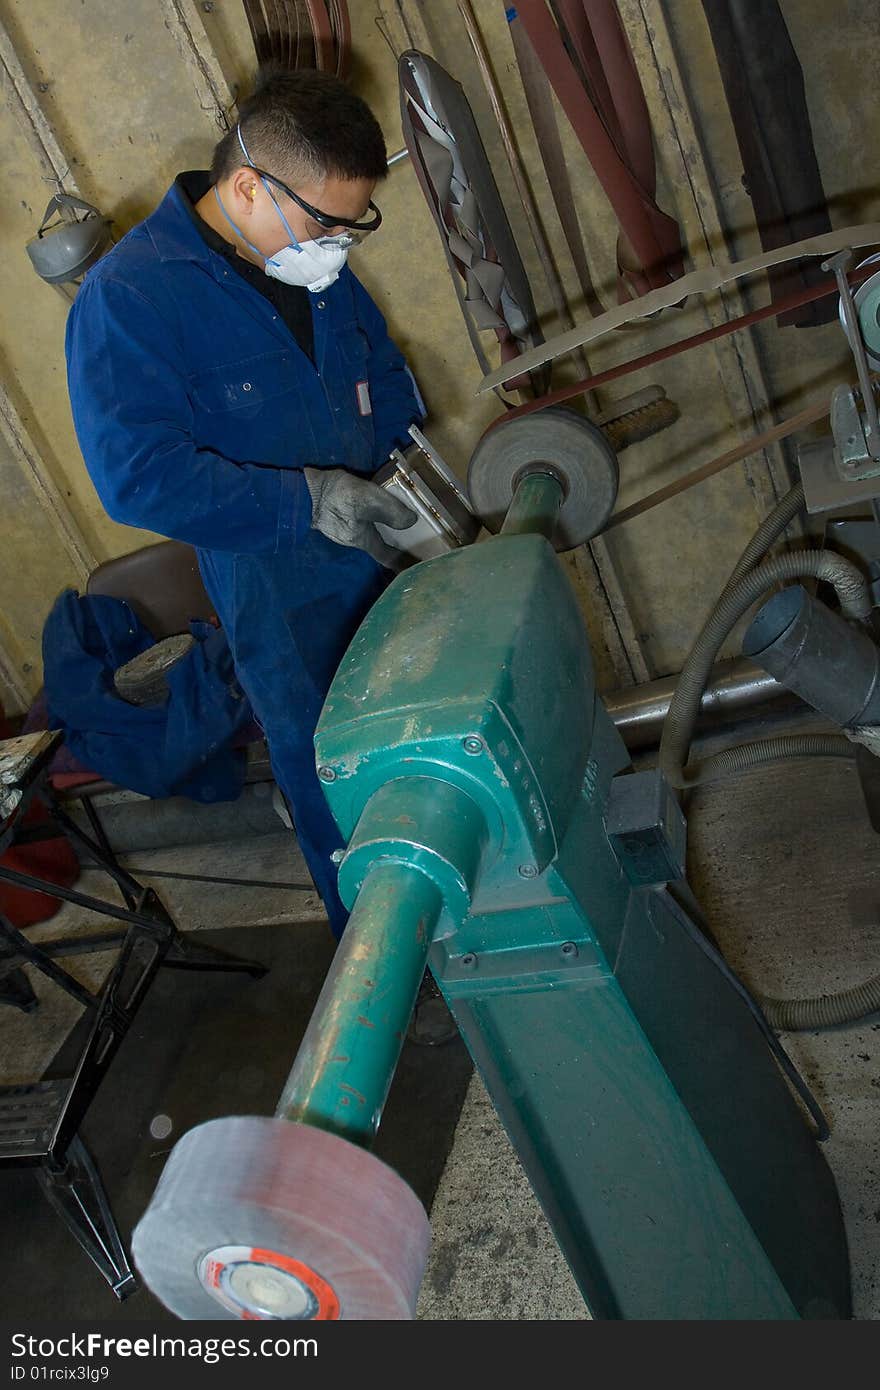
[249,167,382,235]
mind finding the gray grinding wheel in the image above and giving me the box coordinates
[132,1116,430,1321]
[467,407,619,550]
[114,633,195,707]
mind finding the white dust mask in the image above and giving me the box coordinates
[213,186,352,292]
[212,127,355,293]
[262,233,352,292]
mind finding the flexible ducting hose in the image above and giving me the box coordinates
[660,482,804,784]
[761,977,880,1031]
[661,485,880,1030]
[660,548,871,787]
[693,732,856,784]
[725,480,806,590]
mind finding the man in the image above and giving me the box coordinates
[66,70,421,939]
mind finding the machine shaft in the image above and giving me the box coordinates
[275,860,442,1145]
[500,470,564,539]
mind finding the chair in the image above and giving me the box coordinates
[85,539,217,638]
[40,541,271,797]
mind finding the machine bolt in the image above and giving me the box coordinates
[461,953,477,970]
[462,736,484,755]
[318,766,337,783]
[330,849,345,864]
[518,863,538,879]
[560,942,578,959]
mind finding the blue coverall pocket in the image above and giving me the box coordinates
[189,350,299,413]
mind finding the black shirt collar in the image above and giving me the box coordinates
[172,171,314,361]
[175,171,240,260]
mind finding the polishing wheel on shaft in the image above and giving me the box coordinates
[132,1116,430,1320]
[467,406,619,550]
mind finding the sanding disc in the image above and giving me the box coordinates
[114,634,195,706]
[467,407,619,550]
[132,1116,430,1320]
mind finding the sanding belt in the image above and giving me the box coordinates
[512,0,685,301]
[701,0,834,328]
[398,48,550,397]
[478,223,880,525]
[242,0,350,79]
[481,223,880,395]
[506,9,605,318]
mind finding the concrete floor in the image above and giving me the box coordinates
[3,747,880,1319]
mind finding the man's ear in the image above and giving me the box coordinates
[228,167,258,216]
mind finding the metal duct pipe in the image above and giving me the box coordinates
[743,585,880,729]
[605,658,785,750]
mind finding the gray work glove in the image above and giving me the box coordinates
[304,467,417,570]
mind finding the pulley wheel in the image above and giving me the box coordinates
[840,254,880,370]
[467,407,619,550]
[132,1116,430,1320]
[855,265,880,369]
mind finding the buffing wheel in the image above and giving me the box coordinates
[113,633,195,706]
[132,1116,430,1320]
[467,407,619,550]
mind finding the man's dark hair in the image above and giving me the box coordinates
[211,70,388,187]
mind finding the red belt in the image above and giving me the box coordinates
[515,0,685,298]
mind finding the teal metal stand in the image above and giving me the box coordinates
[304,469,850,1319]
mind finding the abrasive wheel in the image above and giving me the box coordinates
[132,1116,430,1320]
[113,633,195,706]
[467,407,619,550]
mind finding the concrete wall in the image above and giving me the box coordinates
[0,0,876,711]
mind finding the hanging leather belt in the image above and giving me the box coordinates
[399,48,550,397]
[506,8,606,318]
[513,0,685,299]
[242,0,351,78]
[701,0,833,328]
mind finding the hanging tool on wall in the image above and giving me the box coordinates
[700,0,834,328]
[241,0,351,79]
[399,49,551,400]
[26,193,113,303]
[398,40,679,446]
[456,0,593,390]
[512,0,685,302]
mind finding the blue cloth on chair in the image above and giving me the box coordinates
[42,590,252,802]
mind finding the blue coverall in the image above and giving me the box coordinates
[66,177,420,936]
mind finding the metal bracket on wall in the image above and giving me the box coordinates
[158,0,237,132]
